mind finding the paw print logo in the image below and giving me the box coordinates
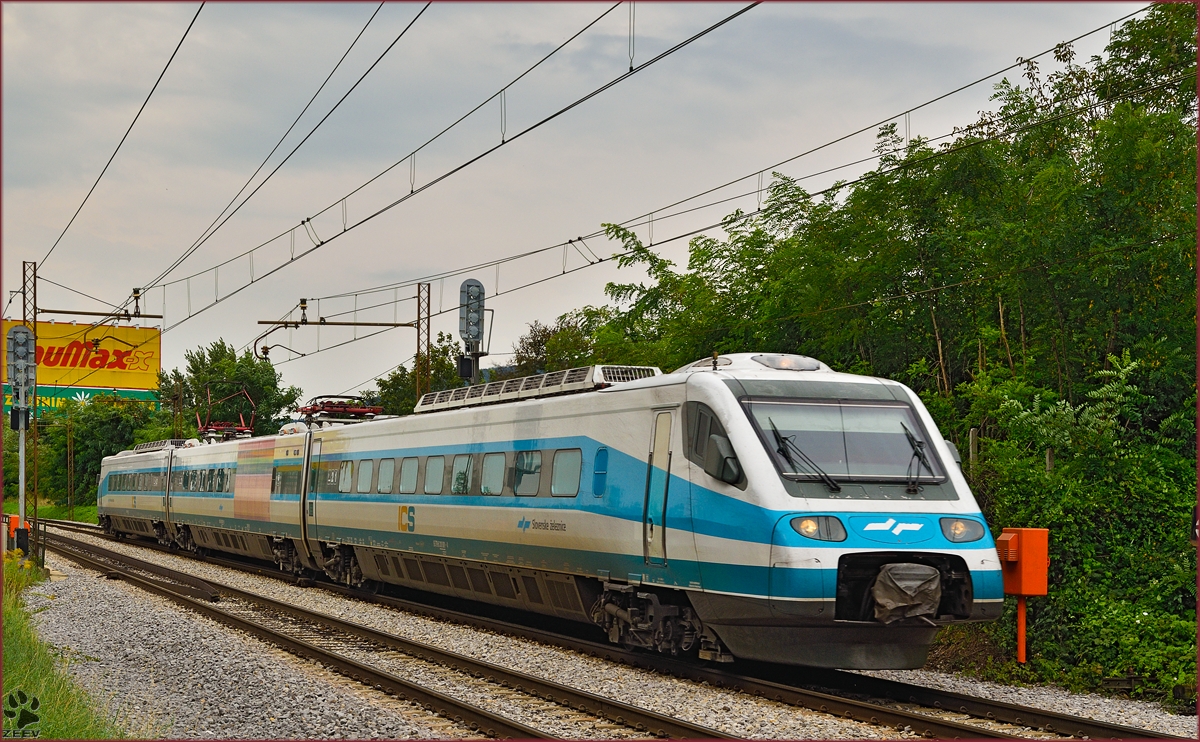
[3,690,40,731]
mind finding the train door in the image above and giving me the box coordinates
[163,449,174,526]
[301,436,321,559]
[643,410,673,565]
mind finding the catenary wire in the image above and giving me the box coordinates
[55,3,1150,322]
[42,7,1169,393]
[37,277,129,312]
[39,2,204,270]
[143,2,620,295]
[260,69,1193,372]
[140,2,429,291]
[44,2,768,393]
[142,2,387,291]
[145,3,760,333]
[307,3,1156,305]
[306,53,1191,318]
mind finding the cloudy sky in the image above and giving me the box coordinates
[3,2,1145,400]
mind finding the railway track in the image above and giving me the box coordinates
[41,519,1187,740]
[44,530,729,740]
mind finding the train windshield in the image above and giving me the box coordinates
[744,400,946,483]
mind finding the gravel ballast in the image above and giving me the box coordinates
[859,668,1197,738]
[44,528,1198,738]
[28,554,462,739]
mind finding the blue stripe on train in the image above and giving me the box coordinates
[307,435,995,552]
[134,508,1003,601]
[107,436,995,552]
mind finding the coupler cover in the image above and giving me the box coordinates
[871,563,942,623]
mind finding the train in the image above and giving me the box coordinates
[97,352,1003,669]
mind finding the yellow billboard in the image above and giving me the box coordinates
[1,319,161,391]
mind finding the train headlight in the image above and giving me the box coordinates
[940,517,985,543]
[791,516,847,541]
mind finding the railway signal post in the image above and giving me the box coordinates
[996,527,1050,663]
[458,279,489,384]
[6,323,36,553]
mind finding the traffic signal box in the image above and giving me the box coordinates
[996,527,1049,595]
[996,527,1049,664]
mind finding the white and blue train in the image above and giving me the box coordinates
[98,353,1002,669]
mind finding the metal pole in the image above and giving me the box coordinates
[1017,595,1027,663]
[18,398,26,529]
[67,419,75,522]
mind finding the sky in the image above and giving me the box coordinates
[2,1,1147,402]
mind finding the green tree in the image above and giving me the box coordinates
[366,332,464,416]
[159,340,302,436]
[36,396,157,506]
[555,5,1197,696]
[504,313,598,377]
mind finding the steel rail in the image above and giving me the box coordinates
[44,535,548,739]
[45,523,1186,739]
[756,666,1191,740]
[43,528,1015,739]
[45,531,730,740]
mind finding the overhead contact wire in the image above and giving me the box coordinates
[142,2,429,290]
[39,2,204,270]
[144,2,621,297]
[142,2,387,290]
[153,3,760,332]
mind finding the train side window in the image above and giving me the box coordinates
[685,402,727,466]
[451,455,472,494]
[227,467,236,492]
[551,449,582,496]
[214,468,225,492]
[480,453,505,495]
[424,456,445,494]
[208,469,217,492]
[338,461,355,494]
[356,459,374,494]
[377,458,396,494]
[398,458,418,494]
[513,451,541,496]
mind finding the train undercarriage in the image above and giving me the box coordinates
[98,515,989,668]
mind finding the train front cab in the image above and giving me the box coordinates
[679,355,1003,669]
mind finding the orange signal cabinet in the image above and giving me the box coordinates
[997,527,1049,596]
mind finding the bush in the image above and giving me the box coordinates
[957,353,1196,698]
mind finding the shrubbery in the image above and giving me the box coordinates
[930,354,1196,697]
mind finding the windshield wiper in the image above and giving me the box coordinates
[768,417,841,493]
[901,421,934,494]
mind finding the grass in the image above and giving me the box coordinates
[2,498,97,524]
[3,553,125,738]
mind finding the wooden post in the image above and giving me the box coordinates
[969,427,979,473]
[1045,447,1054,471]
